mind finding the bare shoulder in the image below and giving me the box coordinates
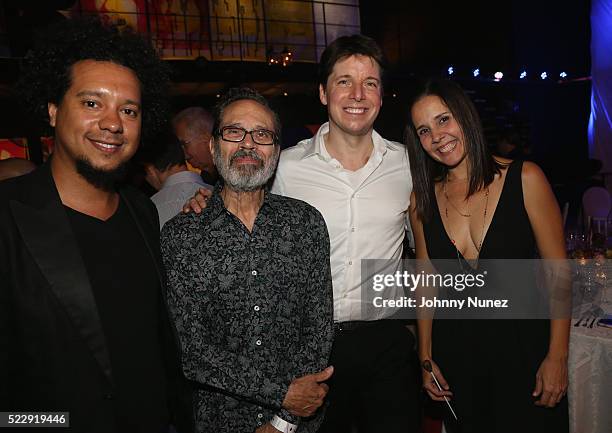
[520,161,558,215]
[520,161,549,187]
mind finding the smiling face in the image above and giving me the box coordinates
[211,99,280,192]
[411,95,467,168]
[48,60,142,189]
[319,54,382,138]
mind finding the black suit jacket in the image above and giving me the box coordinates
[0,164,193,433]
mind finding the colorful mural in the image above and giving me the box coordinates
[209,0,315,61]
[72,0,211,58]
[69,0,359,61]
[0,138,28,160]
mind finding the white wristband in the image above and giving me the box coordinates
[270,415,297,433]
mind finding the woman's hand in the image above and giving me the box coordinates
[421,359,453,401]
[532,354,568,407]
[182,187,212,213]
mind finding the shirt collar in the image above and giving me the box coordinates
[300,122,399,161]
[207,182,276,221]
[300,122,329,159]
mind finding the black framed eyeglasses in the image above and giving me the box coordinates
[217,126,278,145]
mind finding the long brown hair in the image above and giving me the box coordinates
[405,78,503,222]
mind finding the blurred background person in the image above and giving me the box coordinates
[173,106,218,185]
[141,128,212,228]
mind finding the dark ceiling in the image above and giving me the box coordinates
[360,0,591,78]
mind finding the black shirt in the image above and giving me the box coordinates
[161,187,334,433]
[66,198,169,433]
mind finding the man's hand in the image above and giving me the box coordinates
[255,423,281,433]
[182,187,212,213]
[282,366,333,417]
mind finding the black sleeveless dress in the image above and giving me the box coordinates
[422,160,568,433]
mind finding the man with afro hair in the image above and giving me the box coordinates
[0,16,193,433]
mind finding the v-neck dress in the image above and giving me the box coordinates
[422,160,568,432]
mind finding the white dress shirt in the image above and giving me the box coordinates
[151,170,212,228]
[272,122,412,322]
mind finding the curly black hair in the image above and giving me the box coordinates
[17,16,170,145]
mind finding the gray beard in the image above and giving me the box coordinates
[213,142,279,192]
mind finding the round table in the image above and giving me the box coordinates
[569,280,612,433]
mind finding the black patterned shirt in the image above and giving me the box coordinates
[161,186,334,433]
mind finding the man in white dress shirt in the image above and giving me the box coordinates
[185,35,420,432]
[271,35,419,433]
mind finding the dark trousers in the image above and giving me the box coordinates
[318,320,420,433]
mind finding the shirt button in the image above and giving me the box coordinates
[256,339,262,346]
[257,413,263,418]
[251,270,258,276]
[254,305,260,311]
[348,260,353,265]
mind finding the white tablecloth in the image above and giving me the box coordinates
[569,283,612,433]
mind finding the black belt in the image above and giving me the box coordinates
[333,320,375,333]
[333,319,411,334]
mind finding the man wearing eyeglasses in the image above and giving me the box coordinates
[161,87,334,433]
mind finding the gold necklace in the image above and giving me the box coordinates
[443,178,471,217]
[444,184,490,254]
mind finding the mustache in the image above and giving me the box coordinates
[230,149,263,164]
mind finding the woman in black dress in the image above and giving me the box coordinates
[406,78,569,433]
